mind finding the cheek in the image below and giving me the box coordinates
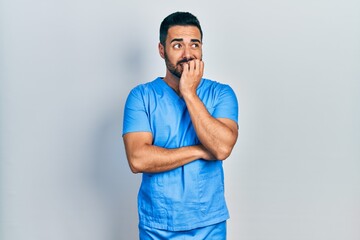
[168,54,182,63]
[193,49,202,59]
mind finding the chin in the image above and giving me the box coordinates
[173,73,182,79]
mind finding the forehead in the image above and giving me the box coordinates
[166,25,201,42]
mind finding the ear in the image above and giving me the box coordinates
[158,42,165,59]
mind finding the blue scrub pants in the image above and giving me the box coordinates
[139,221,226,240]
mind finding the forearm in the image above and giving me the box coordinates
[124,134,212,173]
[178,60,237,159]
[183,93,238,160]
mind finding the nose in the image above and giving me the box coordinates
[183,46,192,60]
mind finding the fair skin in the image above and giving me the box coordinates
[123,25,238,173]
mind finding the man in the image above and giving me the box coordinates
[123,12,238,239]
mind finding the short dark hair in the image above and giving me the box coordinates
[159,12,203,46]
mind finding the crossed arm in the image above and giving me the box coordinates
[123,60,238,174]
[123,133,215,173]
[123,117,236,174]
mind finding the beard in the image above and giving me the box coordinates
[164,51,195,78]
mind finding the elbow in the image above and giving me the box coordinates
[129,165,141,174]
[215,134,238,160]
[214,145,233,161]
[215,152,230,161]
[127,157,143,174]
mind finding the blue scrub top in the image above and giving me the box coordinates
[123,77,238,231]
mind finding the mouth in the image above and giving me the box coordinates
[177,58,195,65]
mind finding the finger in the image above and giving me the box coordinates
[199,61,204,76]
[182,62,189,74]
[194,59,200,72]
[189,60,195,72]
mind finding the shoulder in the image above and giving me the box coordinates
[127,78,162,99]
[129,78,160,93]
[199,78,236,95]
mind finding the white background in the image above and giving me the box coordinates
[1,0,359,239]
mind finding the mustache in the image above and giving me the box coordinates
[177,58,195,65]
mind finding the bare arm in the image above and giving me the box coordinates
[180,60,238,160]
[183,96,238,160]
[123,131,215,173]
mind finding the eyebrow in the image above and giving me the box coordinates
[170,38,201,44]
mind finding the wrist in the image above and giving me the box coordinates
[191,145,205,158]
[181,90,197,101]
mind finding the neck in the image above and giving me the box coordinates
[163,71,181,95]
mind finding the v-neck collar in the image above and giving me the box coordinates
[157,77,183,101]
[156,77,204,101]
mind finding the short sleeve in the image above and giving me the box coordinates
[122,87,151,135]
[212,84,239,124]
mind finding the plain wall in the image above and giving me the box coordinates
[1,0,359,239]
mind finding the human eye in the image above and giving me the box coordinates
[191,43,200,48]
[173,43,181,49]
